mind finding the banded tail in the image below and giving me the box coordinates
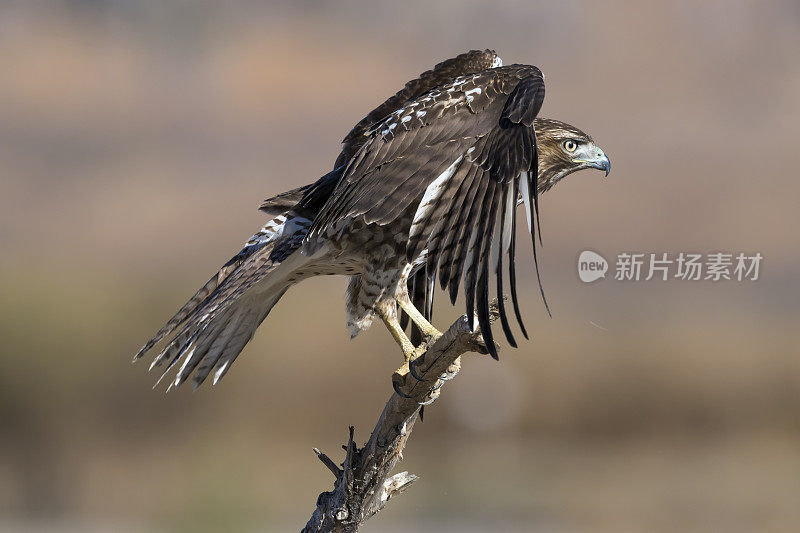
[133,213,311,390]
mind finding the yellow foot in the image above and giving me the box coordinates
[396,296,442,340]
[393,343,427,375]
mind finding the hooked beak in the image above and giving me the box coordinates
[575,147,611,177]
[590,150,611,177]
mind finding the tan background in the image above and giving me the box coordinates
[1,1,799,531]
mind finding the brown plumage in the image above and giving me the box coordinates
[134,51,610,389]
[335,49,502,169]
[404,117,609,345]
[261,49,502,217]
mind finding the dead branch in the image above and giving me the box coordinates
[302,301,500,532]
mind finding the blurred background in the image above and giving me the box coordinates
[1,1,799,531]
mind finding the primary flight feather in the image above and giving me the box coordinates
[134,50,611,388]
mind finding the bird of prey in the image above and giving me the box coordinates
[133,50,610,390]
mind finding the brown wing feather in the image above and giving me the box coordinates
[258,184,312,216]
[309,65,545,358]
[262,51,503,220]
[336,49,501,168]
[309,66,523,239]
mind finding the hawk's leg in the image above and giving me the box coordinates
[396,293,442,341]
[375,302,434,390]
[375,303,415,361]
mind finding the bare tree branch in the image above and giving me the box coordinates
[302,301,500,532]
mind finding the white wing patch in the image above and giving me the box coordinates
[464,87,482,102]
[491,203,502,274]
[519,171,533,234]
[244,215,311,258]
[410,155,464,233]
[370,72,486,141]
[502,184,515,254]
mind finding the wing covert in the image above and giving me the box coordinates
[336,49,502,168]
[308,65,546,357]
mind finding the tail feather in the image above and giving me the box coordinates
[153,328,202,389]
[209,287,288,387]
[133,271,226,363]
[189,306,249,389]
[134,213,311,389]
[133,215,292,363]
[172,312,231,386]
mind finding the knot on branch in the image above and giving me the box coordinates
[303,300,502,532]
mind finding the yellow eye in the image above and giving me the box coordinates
[563,139,578,152]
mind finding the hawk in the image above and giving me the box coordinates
[134,50,610,389]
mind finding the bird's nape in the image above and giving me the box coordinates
[134,51,611,392]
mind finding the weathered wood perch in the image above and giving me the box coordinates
[302,301,500,532]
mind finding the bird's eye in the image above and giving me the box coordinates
[563,139,578,152]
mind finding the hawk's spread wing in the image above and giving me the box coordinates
[308,65,546,358]
[260,50,503,217]
[137,52,515,389]
[336,49,502,168]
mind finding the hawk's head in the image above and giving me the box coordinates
[534,118,611,192]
